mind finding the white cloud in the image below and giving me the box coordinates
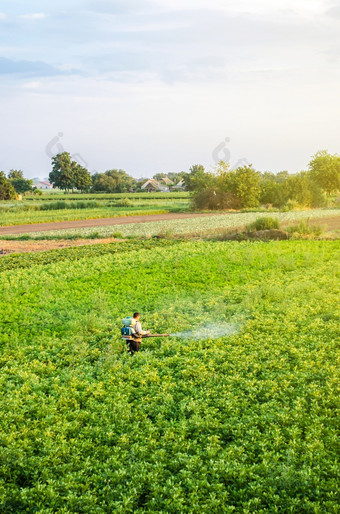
[153,0,327,15]
[0,0,339,176]
[21,81,42,89]
[20,13,47,20]
[0,12,7,20]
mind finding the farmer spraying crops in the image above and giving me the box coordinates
[121,312,170,354]
[121,312,149,354]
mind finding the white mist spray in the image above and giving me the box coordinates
[171,321,240,341]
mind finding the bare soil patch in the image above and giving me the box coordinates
[0,238,124,255]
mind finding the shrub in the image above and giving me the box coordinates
[39,200,70,210]
[0,172,17,200]
[286,219,324,236]
[246,217,280,232]
[112,198,133,207]
[192,189,240,210]
[284,199,301,211]
[39,200,101,210]
[259,171,327,209]
[157,227,175,239]
[74,201,101,209]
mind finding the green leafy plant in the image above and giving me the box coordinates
[246,216,280,232]
[112,198,133,207]
[286,218,324,236]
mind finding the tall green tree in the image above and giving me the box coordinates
[191,161,239,210]
[0,171,17,200]
[8,169,33,194]
[224,164,261,208]
[259,172,284,206]
[91,169,134,193]
[49,153,75,191]
[73,164,92,192]
[183,164,206,191]
[8,169,23,180]
[259,170,325,208]
[190,161,260,210]
[285,172,325,207]
[308,150,340,195]
[49,153,92,192]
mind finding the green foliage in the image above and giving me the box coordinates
[153,171,186,184]
[259,171,326,209]
[7,169,24,180]
[31,187,43,196]
[39,200,102,211]
[91,169,134,193]
[25,192,189,201]
[308,150,340,195]
[73,163,92,192]
[223,164,261,208]
[0,171,17,200]
[49,152,74,191]
[0,240,339,511]
[182,164,206,192]
[246,216,280,232]
[112,197,133,207]
[0,198,189,227]
[7,170,33,194]
[0,239,177,273]
[285,172,326,208]
[191,161,261,210]
[192,188,240,210]
[259,172,288,207]
[286,219,324,236]
[49,152,92,192]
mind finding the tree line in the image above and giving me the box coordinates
[0,170,35,200]
[1,150,339,206]
[184,150,340,210]
[48,153,187,193]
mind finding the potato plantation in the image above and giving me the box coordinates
[0,239,339,512]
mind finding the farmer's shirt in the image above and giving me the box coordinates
[134,321,148,336]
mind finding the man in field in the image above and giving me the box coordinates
[125,312,150,354]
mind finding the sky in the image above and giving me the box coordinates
[0,0,339,179]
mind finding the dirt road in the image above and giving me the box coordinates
[0,212,225,235]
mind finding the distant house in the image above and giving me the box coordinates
[170,179,185,191]
[159,176,173,186]
[141,179,170,193]
[35,181,52,190]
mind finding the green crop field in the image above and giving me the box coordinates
[0,196,189,227]
[0,239,339,512]
[24,192,190,201]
